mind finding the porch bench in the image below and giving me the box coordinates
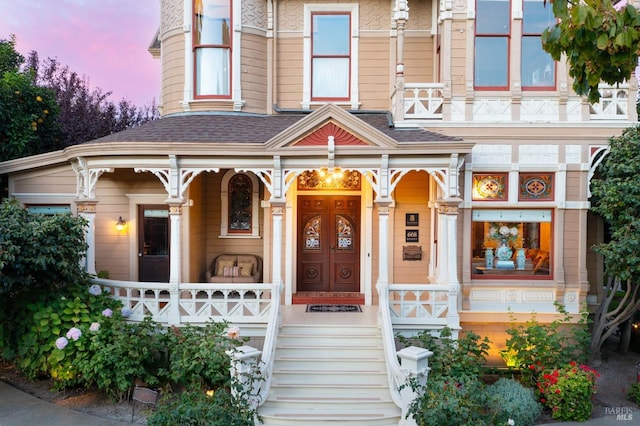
[206,254,262,283]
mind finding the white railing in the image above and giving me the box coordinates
[388,284,456,331]
[256,281,282,406]
[94,278,277,326]
[377,281,411,410]
[589,83,630,120]
[393,83,445,120]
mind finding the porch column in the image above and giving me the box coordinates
[77,201,98,275]
[376,202,392,288]
[270,201,285,300]
[437,198,462,333]
[167,200,183,325]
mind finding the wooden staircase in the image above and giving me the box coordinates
[258,313,400,425]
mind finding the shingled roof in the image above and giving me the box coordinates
[89,112,461,145]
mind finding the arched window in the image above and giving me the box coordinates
[220,171,260,237]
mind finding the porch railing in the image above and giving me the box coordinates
[589,83,630,120]
[388,283,458,334]
[95,278,277,326]
[391,83,445,121]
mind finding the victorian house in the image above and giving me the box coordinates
[1,0,636,423]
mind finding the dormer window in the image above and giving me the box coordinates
[193,0,232,98]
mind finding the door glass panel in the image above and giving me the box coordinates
[336,215,353,251]
[304,215,322,251]
[143,209,169,255]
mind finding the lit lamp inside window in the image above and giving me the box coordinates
[319,167,343,184]
[116,216,127,232]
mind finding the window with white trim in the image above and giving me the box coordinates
[220,171,260,237]
[193,0,231,97]
[312,13,350,100]
[471,209,552,278]
[303,4,359,109]
[521,0,556,89]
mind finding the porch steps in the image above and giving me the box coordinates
[292,292,365,305]
[258,322,400,425]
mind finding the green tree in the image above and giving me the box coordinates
[590,126,640,359]
[0,37,60,161]
[542,0,640,103]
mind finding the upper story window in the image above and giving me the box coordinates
[303,4,359,110]
[193,0,231,98]
[312,13,351,100]
[474,0,510,89]
[522,0,556,89]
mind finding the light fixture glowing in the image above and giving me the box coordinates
[116,216,127,232]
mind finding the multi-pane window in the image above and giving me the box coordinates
[193,0,231,97]
[521,0,555,89]
[471,210,552,278]
[311,13,350,100]
[474,0,510,89]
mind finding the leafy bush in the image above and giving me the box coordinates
[485,378,542,426]
[407,374,493,426]
[627,382,640,405]
[7,283,121,385]
[163,321,245,390]
[147,386,256,426]
[502,303,590,385]
[77,315,170,401]
[398,327,490,380]
[536,362,599,421]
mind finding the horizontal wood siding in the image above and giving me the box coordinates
[564,171,584,202]
[359,33,391,110]
[202,172,264,276]
[450,21,468,95]
[404,34,434,83]
[187,174,207,282]
[161,32,186,116]
[241,33,269,114]
[392,171,431,283]
[12,166,76,195]
[562,210,580,285]
[275,35,304,108]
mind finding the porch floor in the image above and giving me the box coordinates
[281,304,378,326]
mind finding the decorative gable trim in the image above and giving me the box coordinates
[266,104,397,150]
[293,122,369,146]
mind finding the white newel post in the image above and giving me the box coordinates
[397,346,433,426]
[228,345,263,408]
[77,201,97,275]
[167,201,182,325]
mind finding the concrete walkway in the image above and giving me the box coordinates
[0,380,132,426]
[0,378,631,425]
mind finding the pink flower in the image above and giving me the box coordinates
[90,322,100,332]
[55,337,68,350]
[102,308,113,317]
[66,327,82,341]
[227,326,240,339]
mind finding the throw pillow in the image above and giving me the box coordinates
[217,259,235,276]
[237,261,253,277]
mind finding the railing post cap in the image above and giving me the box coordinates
[397,345,433,361]
[229,345,262,360]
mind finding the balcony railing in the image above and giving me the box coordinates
[392,83,445,121]
[589,83,630,120]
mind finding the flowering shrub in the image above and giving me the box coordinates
[536,362,600,421]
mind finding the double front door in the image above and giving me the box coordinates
[297,195,360,292]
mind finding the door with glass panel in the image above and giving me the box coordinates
[297,195,360,292]
[138,205,170,282]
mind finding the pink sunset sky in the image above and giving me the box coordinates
[0,0,161,107]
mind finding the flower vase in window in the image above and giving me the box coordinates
[496,239,514,269]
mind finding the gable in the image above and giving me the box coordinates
[266,104,398,150]
[293,122,369,146]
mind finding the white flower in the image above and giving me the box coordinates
[227,326,240,339]
[90,322,100,332]
[507,419,515,426]
[499,225,511,236]
[510,227,518,236]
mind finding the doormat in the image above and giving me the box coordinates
[306,304,362,313]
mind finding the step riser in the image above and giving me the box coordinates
[260,323,400,425]
[277,335,382,346]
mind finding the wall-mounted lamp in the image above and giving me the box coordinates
[116,216,127,232]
